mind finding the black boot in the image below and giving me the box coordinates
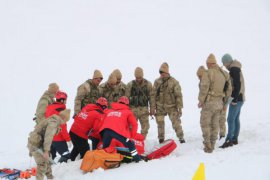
[58,153,70,163]
[179,139,185,144]
[159,139,164,143]
[232,139,238,145]
[219,140,233,148]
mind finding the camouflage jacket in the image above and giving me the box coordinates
[151,76,183,110]
[28,115,63,152]
[99,82,120,106]
[74,79,101,115]
[126,79,153,108]
[35,90,55,124]
[198,65,232,105]
[114,81,127,101]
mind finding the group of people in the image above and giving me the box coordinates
[27,53,245,180]
[196,53,245,153]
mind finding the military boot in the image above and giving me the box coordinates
[179,139,185,144]
[203,142,213,153]
[159,139,164,143]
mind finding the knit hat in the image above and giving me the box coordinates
[112,69,122,80]
[93,70,103,79]
[59,109,71,122]
[196,66,206,78]
[159,62,169,74]
[206,53,217,64]
[48,83,59,94]
[134,67,144,78]
[222,53,233,65]
[108,73,117,84]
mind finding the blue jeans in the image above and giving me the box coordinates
[226,101,244,141]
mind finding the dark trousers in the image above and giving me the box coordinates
[101,129,136,153]
[89,136,100,150]
[50,141,69,160]
[69,131,90,161]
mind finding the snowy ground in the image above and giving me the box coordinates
[1,0,270,179]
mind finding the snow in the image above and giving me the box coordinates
[1,0,270,179]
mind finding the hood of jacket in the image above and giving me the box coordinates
[230,60,242,69]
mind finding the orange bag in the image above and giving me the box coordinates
[80,149,124,172]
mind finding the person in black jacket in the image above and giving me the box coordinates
[220,54,246,148]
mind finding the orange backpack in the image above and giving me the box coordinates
[80,149,124,172]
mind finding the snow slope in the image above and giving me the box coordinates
[0,0,270,179]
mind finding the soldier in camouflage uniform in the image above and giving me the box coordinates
[99,73,118,106]
[73,70,103,117]
[197,66,206,81]
[126,67,153,138]
[28,109,71,180]
[197,65,230,140]
[150,62,185,143]
[35,83,59,124]
[198,54,232,153]
[112,69,127,100]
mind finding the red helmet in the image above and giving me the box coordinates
[118,96,129,105]
[96,97,108,107]
[55,91,68,100]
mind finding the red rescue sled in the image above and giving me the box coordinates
[146,139,177,160]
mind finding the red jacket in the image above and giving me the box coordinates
[70,104,105,140]
[99,102,138,139]
[45,102,71,142]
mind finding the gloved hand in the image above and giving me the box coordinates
[67,141,73,149]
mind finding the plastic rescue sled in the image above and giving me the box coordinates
[146,139,177,160]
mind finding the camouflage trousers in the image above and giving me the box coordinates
[131,106,150,138]
[219,109,227,137]
[155,107,184,141]
[31,151,53,180]
[200,101,223,152]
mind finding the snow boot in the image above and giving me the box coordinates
[219,140,233,148]
[58,153,70,163]
[232,139,238,145]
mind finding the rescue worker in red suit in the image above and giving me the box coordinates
[99,96,141,162]
[45,90,72,163]
[69,97,108,161]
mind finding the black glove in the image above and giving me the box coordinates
[72,114,77,119]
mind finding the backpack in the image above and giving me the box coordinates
[146,139,177,160]
[80,149,123,172]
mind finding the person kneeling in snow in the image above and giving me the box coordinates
[27,109,71,180]
[45,90,72,163]
[69,97,108,161]
[99,96,141,162]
